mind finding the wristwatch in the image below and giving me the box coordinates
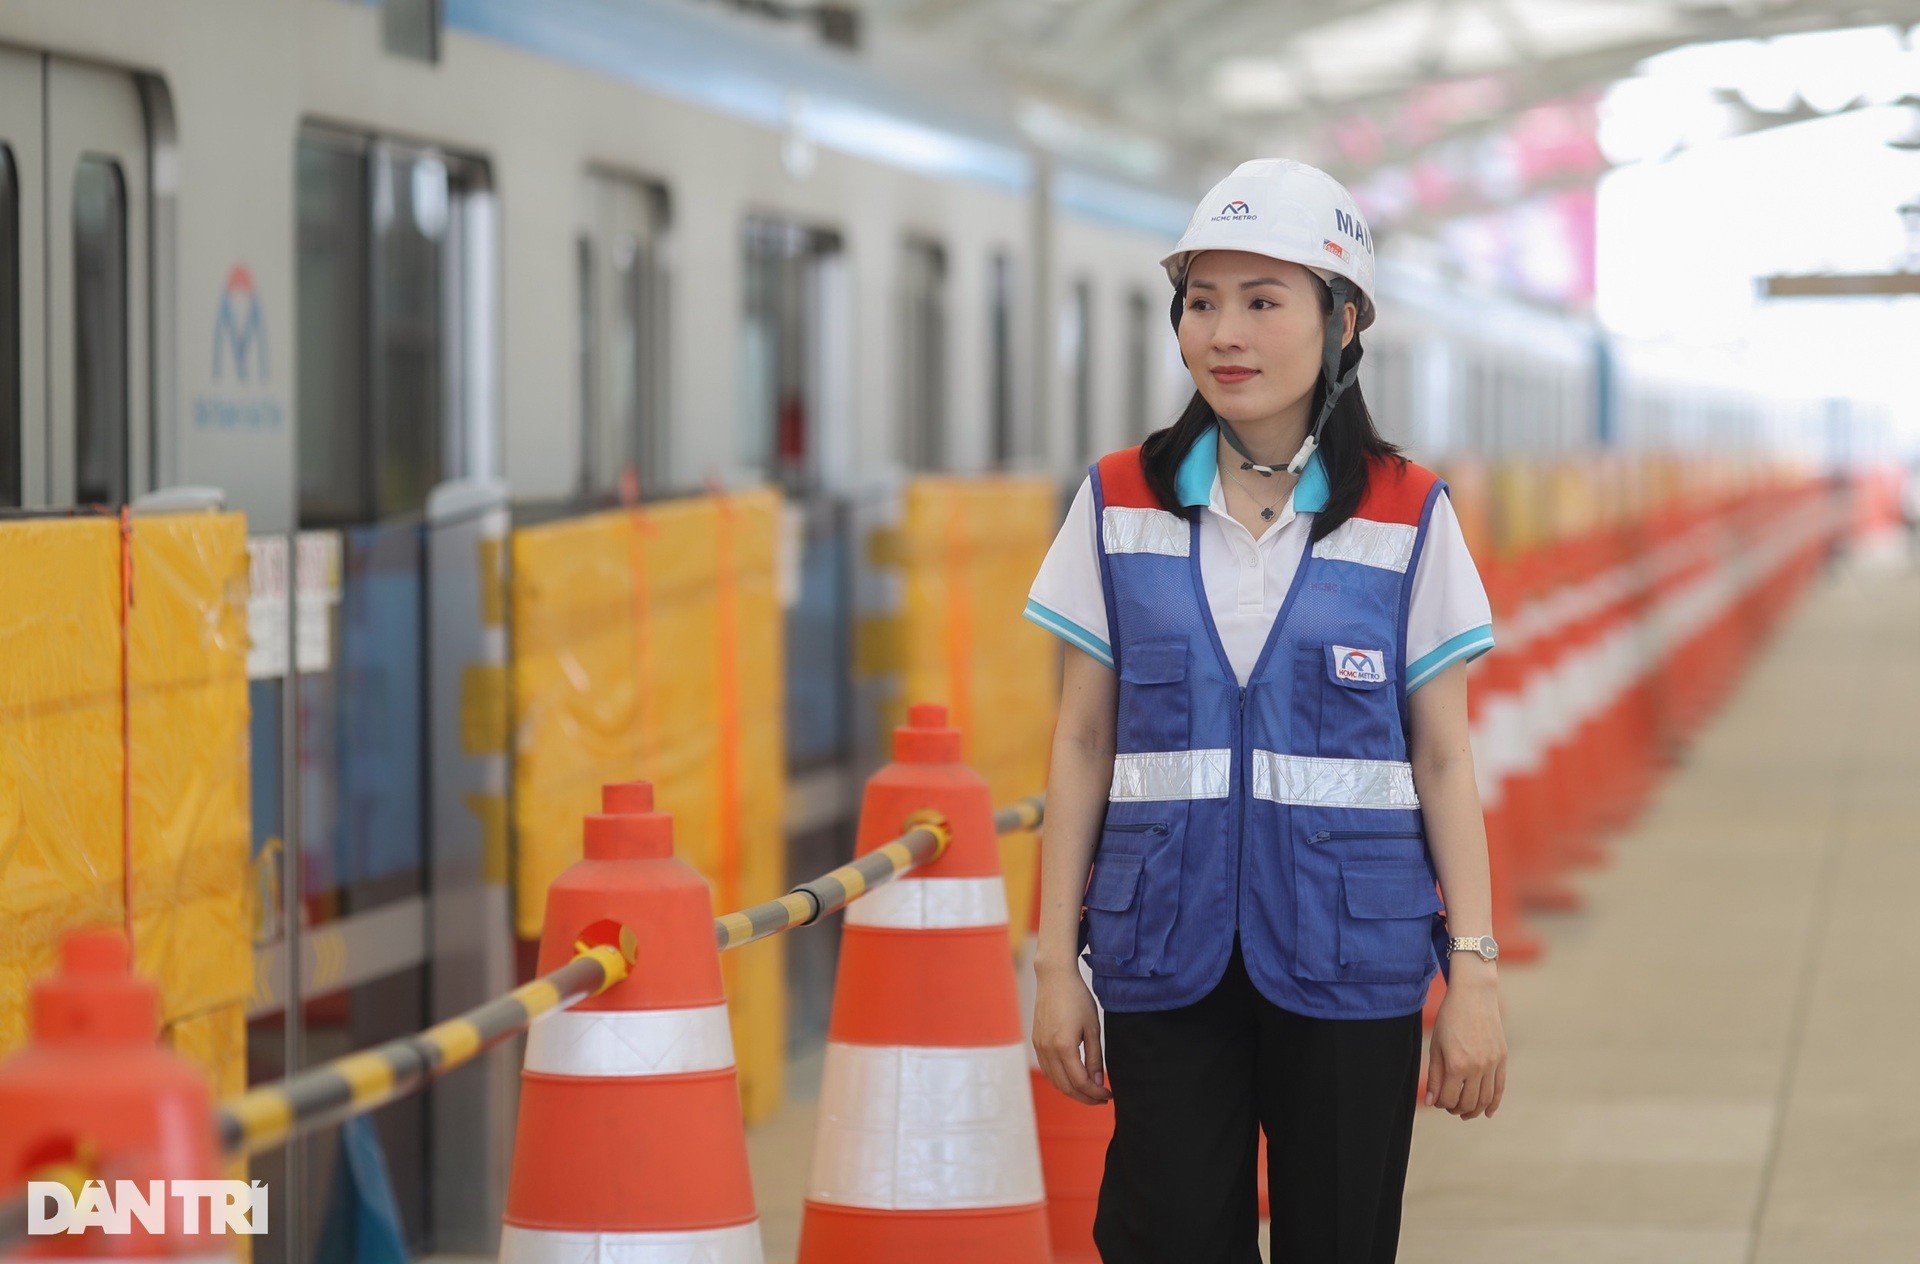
[1448,934,1499,962]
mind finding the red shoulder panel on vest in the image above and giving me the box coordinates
[1355,455,1439,526]
[1095,446,1158,510]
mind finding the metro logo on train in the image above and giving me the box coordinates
[1333,645,1387,683]
[212,264,267,384]
[194,262,285,431]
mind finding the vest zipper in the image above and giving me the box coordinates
[1105,822,1169,835]
[1236,686,1249,930]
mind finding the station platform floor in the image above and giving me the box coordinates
[743,539,1920,1263]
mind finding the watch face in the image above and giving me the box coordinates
[1478,936,1498,960]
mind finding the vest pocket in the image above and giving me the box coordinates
[1082,813,1184,978]
[1082,853,1144,975]
[1292,832,1438,983]
[1294,643,1401,760]
[1337,860,1444,983]
[1119,639,1189,750]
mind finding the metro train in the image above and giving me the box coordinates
[0,1,1836,1259]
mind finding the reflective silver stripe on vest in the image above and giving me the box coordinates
[807,1042,1044,1210]
[1101,506,1189,557]
[499,1222,765,1264]
[1311,517,1417,572]
[1251,750,1421,809]
[523,1003,737,1077]
[1109,748,1232,801]
[843,877,1010,929]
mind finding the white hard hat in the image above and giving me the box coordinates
[1161,158,1376,331]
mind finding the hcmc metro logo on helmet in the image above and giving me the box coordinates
[1211,199,1256,222]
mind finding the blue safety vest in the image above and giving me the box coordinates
[1081,443,1452,1018]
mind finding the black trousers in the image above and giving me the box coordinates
[1092,942,1423,1264]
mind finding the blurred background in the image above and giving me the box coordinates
[1,1,1918,1261]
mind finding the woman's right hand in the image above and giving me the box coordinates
[1032,962,1112,1105]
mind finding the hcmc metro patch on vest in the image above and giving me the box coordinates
[1332,645,1387,683]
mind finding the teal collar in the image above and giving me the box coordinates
[1174,424,1328,513]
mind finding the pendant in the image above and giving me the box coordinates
[1260,507,1275,521]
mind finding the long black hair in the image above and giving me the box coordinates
[1140,273,1403,545]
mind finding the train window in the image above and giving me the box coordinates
[73,157,128,506]
[742,216,844,494]
[578,171,669,497]
[576,236,596,487]
[898,237,946,471]
[1065,278,1092,464]
[371,142,450,516]
[0,145,16,507]
[1124,289,1150,440]
[297,132,372,523]
[298,128,493,525]
[383,0,440,62]
[988,251,1014,467]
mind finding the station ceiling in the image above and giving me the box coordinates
[862,0,1920,193]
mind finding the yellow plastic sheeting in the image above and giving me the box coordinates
[167,1002,247,1100]
[1490,459,1549,557]
[0,518,125,1052]
[895,477,1059,944]
[1433,458,1495,564]
[128,514,253,1023]
[510,491,788,1123]
[510,511,645,928]
[0,512,250,1083]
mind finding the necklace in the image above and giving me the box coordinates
[1225,461,1295,523]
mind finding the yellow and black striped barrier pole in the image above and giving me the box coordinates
[993,794,1045,837]
[715,817,952,951]
[714,793,1046,952]
[215,935,634,1160]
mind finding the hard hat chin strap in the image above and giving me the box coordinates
[1288,277,1357,474]
[1219,278,1358,478]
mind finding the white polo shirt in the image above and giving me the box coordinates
[1025,428,1495,691]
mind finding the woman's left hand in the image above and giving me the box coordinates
[1425,963,1506,1120]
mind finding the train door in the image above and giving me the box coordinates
[0,51,149,507]
[243,124,503,1263]
[741,215,855,1047]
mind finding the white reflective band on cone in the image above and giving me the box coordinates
[499,1221,765,1264]
[1251,751,1420,809]
[808,1042,1045,1210]
[524,1002,736,1077]
[1101,506,1189,557]
[1310,517,1417,573]
[1109,748,1231,801]
[843,876,1010,929]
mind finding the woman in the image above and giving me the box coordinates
[1025,159,1508,1264]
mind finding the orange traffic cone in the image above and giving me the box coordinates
[0,929,226,1257]
[798,704,1049,1263]
[501,781,761,1263]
